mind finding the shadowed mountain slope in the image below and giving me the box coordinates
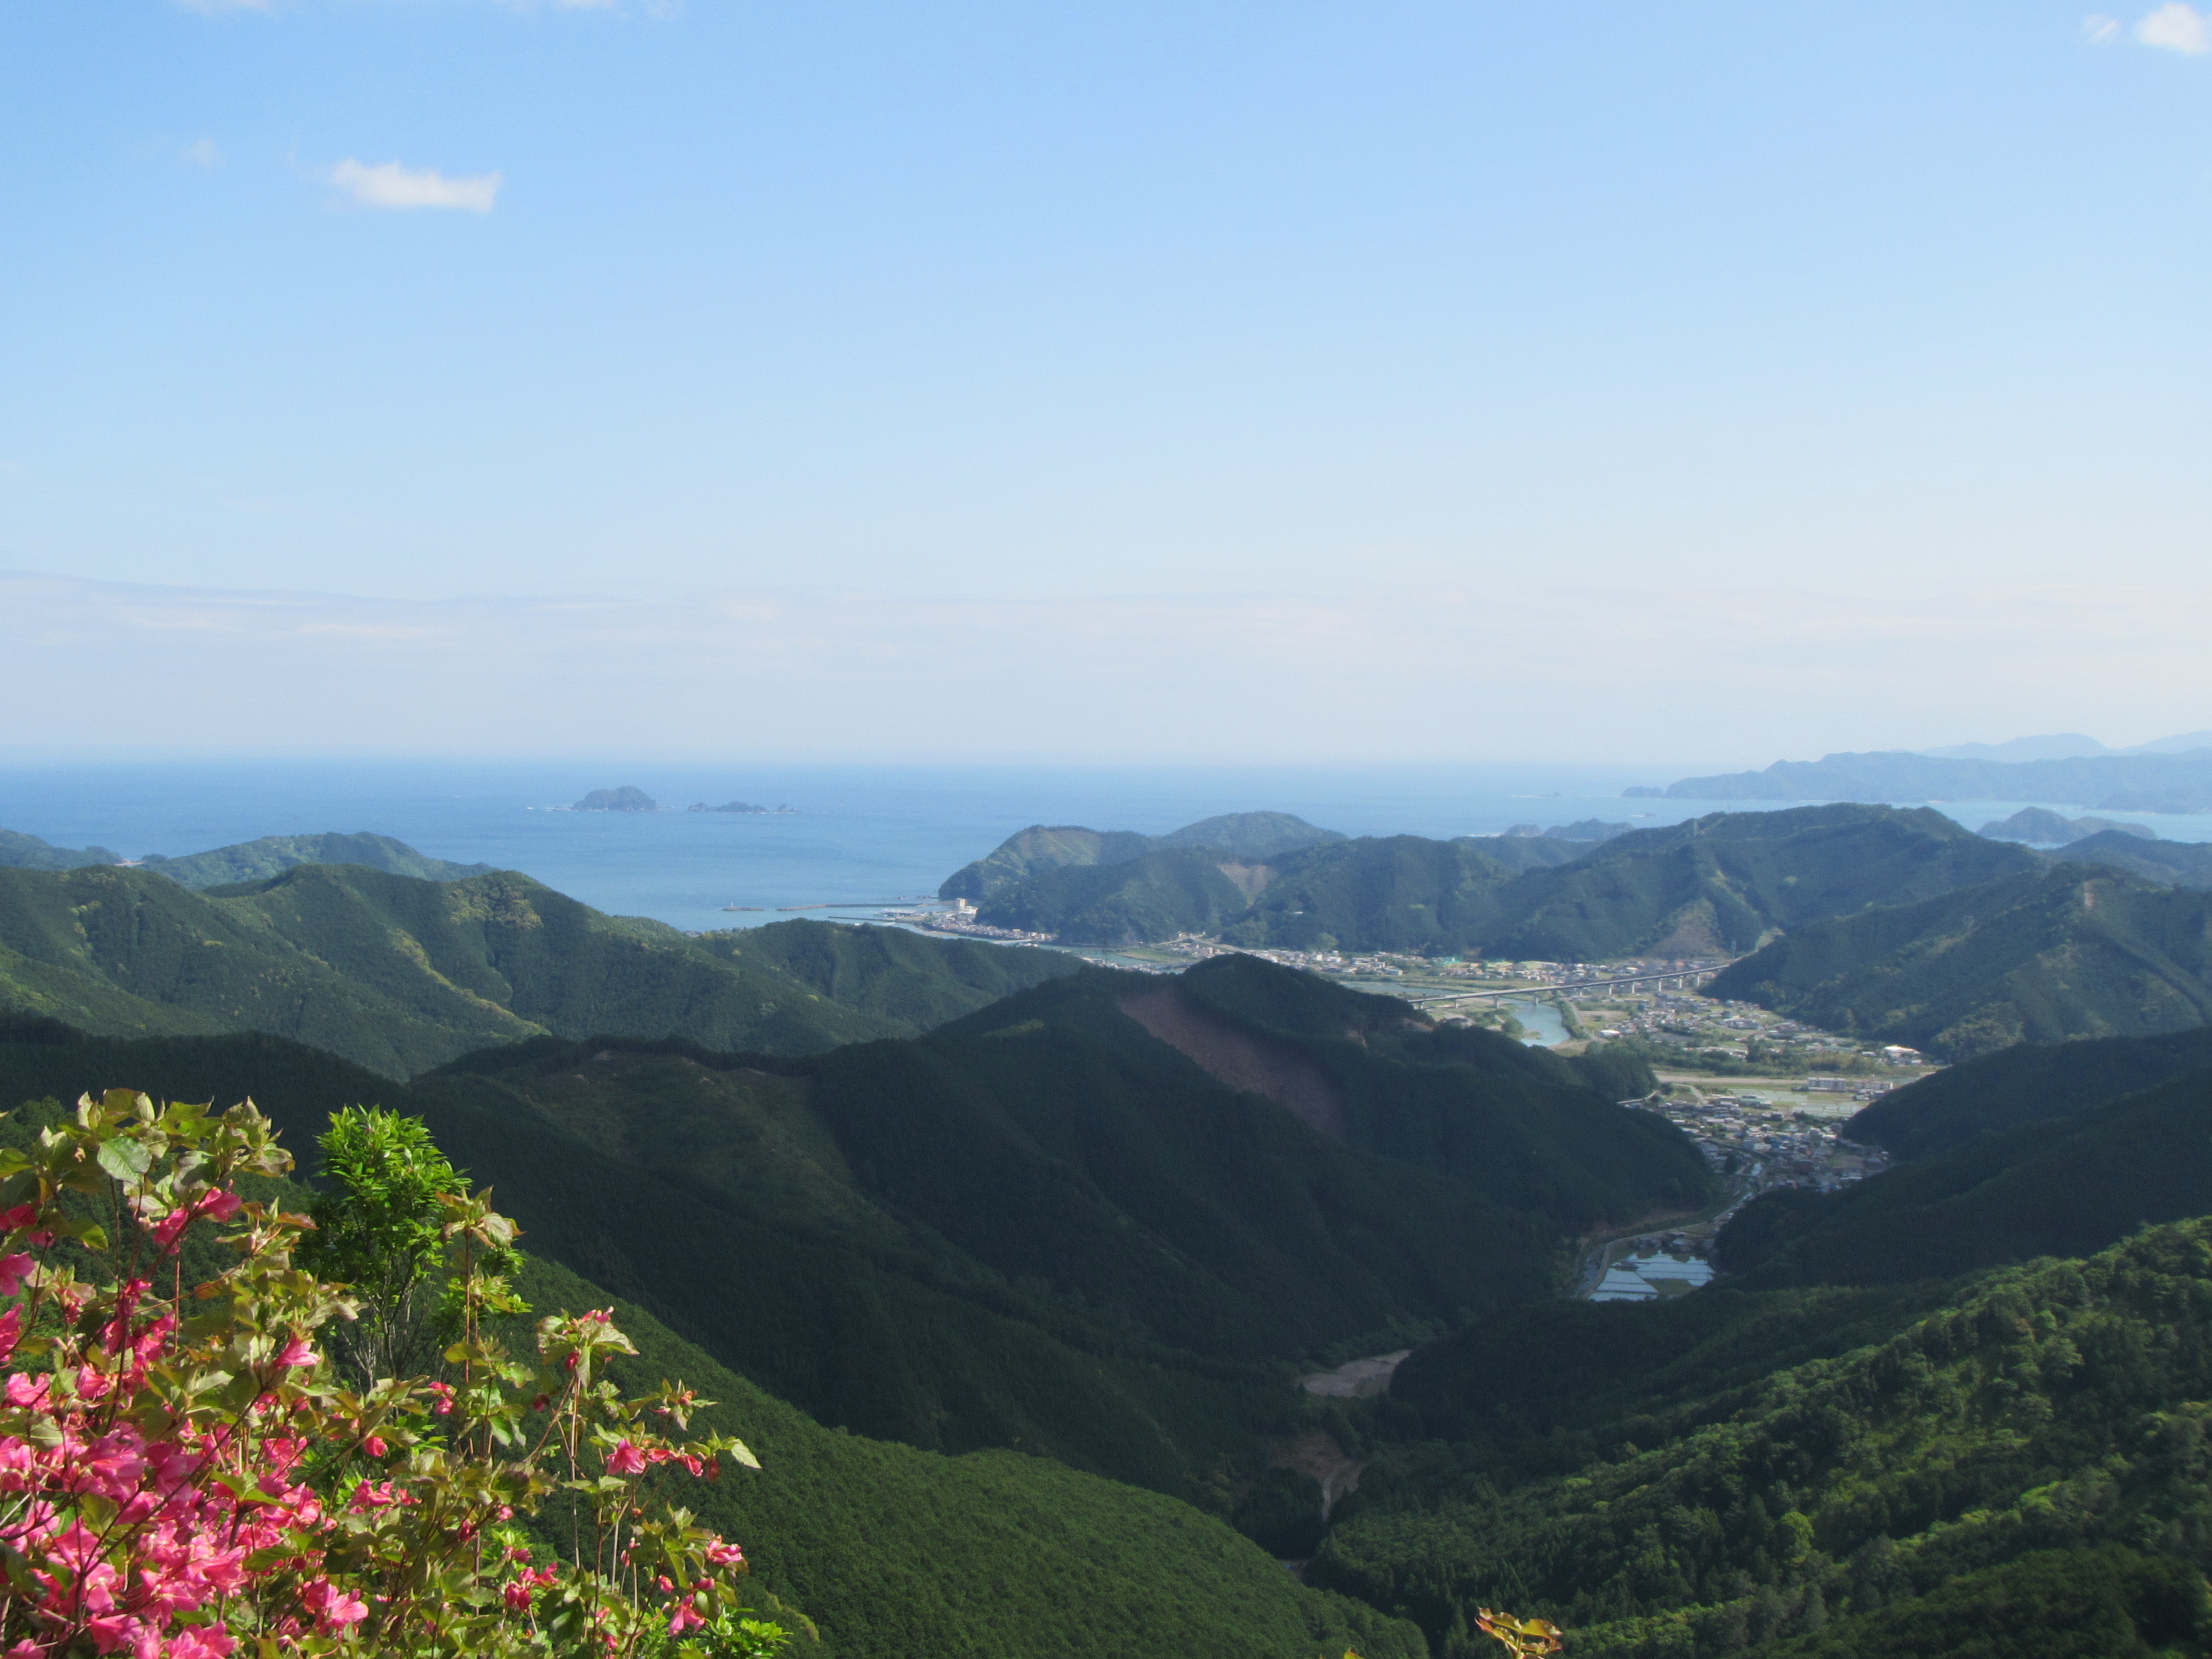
[1716,1062,2212,1288]
[0,949,1708,1491]
[1842,1025,2212,1160]
[519,1255,1426,1659]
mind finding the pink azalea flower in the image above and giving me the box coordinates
[81,1613,142,1654]
[168,1625,237,1659]
[605,1441,646,1476]
[301,1579,368,1630]
[0,1253,35,1297]
[197,1191,242,1224]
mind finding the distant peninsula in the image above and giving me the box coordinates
[572,786,657,812]
[686,800,793,815]
[1653,747,2212,812]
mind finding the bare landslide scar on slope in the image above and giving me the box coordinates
[1118,984,1346,1140]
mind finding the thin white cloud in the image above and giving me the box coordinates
[180,138,221,170]
[2136,2,2211,52]
[327,159,502,213]
[2085,14,2124,42]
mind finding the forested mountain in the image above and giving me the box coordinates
[1704,865,2212,1059]
[0,864,1073,1075]
[1710,1027,2212,1290]
[1224,806,2034,959]
[963,804,2039,953]
[0,823,494,884]
[2052,828,2212,888]
[1663,745,2212,810]
[526,1255,1425,1659]
[1843,1026,2212,1159]
[0,827,121,869]
[700,917,1079,1028]
[938,812,1343,902]
[1717,1062,2212,1288]
[1154,810,1349,857]
[973,845,1279,942]
[1316,1220,2212,1657]
[0,951,1707,1495]
[140,830,495,887]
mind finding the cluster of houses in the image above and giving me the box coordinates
[881,898,1057,945]
[1637,1093,1890,1195]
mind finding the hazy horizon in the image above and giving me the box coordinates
[7,2,2211,763]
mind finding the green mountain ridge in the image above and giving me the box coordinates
[1704,864,2212,1059]
[0,824,498,886]
[0,863,1074,1076]
[966,804,2041,957]
[2050,828,2212,889]
[938,811,1345,905]
[1717,1061,2212,1290]
[0,827,122,869]
[1843,1026,2212,1160]
[140,830,497,888]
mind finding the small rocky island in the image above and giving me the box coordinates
[572,786,657,812]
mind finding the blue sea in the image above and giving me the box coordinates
[0,759,2204,932]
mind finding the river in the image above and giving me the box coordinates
[1505,997,1571,1047]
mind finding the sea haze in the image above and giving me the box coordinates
[0,759,2203,932]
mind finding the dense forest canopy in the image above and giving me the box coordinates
[0,864,1075,1074]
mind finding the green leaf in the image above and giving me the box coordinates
[95,1136,154,1183]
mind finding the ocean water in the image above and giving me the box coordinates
[0,760,2204,932]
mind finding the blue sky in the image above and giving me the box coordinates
[3,2,2210,762]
